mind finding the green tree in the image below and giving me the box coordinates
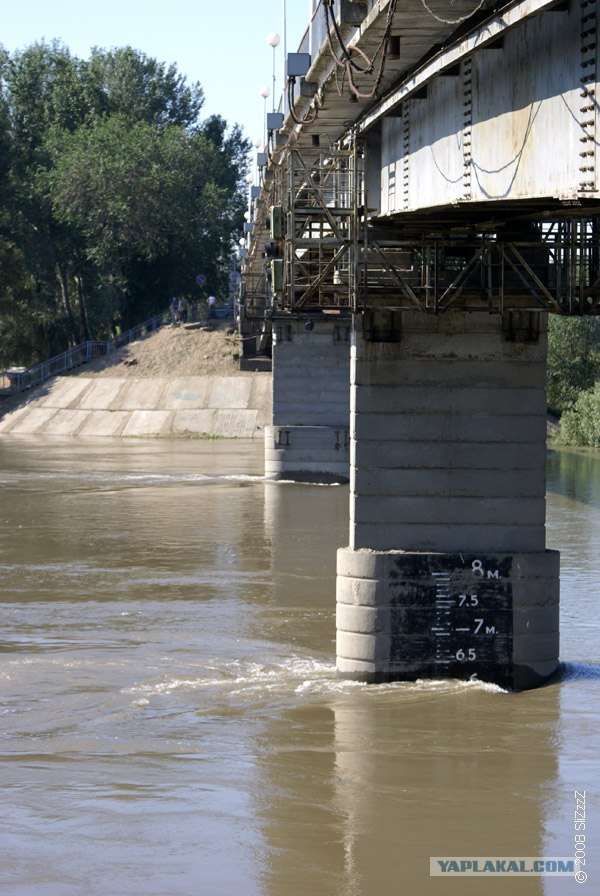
[83,46,204,130]
[546,316,600,416]
[3,41,87,169]
[0,41,249,363]
[2,41,98,348]
[557,381,600,448]
[44,113,247,332]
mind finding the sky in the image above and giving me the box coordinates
[1,0,312,146]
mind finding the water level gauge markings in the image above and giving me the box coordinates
[430,559,512,678]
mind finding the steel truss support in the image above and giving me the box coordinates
[363,220,600,315]
[240,271,271,318]
[260,139,600,317]
[280,143,365,312]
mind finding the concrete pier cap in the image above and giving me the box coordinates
[336,308,560,691]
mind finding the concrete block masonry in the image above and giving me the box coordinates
[0,374,271,439]
[266,317,351,482]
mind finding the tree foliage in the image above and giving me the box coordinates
[556,381,600,448]
[546,316,600,417]
[0,40,249,367]
[84,46,204,130]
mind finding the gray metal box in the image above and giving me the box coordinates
[286,53,311,78]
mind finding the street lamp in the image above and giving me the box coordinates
[252,135,262,180]
[267,32,280,113]
[259,85,270,147]
[282,0,287,79]
[246,172,254,220]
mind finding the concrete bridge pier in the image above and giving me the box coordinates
[265,315,351,483]
[336,309,560,690]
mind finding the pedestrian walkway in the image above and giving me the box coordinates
[0,313,168,395]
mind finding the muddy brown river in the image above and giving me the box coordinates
[0,438,598,895]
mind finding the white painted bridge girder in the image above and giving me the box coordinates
[270,0,600,219]
[367,0,598,214]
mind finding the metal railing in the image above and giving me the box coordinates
[1,312,169,394]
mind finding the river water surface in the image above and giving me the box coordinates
[0,438,598,895]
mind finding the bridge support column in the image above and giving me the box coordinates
[336,309,559,690]
[265,316,350,483]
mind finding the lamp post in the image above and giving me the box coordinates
[266,32,280,113]
[259,86,270,148]
[253,136,261,183]
[282,0,287,81]
[246,172,254,225]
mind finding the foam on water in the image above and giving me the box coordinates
[122,655,509,709]
[0,470,265,486]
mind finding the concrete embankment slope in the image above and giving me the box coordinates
[0,325,272,439]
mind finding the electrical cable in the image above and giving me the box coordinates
[324,0,372,73]
[324,0,399,100]
[292,0,486,127]
[418,0,487,26]
[287,78,321,126]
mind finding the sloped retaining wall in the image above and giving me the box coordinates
[0,374,272,439]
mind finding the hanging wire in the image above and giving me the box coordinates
[324,0,372,73]
[323,0,399,100]
[418,0,487,26]
[291,0,486,125]
[287,78,323,125]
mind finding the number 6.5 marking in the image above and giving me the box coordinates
[456,648,477,661]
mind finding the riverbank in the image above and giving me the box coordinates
[0,324,571,443]
[0,324,272,439]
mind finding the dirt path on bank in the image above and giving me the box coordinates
[75,322,244,379]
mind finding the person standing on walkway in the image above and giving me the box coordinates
[208,295,216,319]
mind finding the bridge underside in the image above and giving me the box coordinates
[244,0,600,319]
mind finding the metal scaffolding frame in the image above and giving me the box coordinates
[246,136,600,318]
[279,145,364,312]
[363,219,600,315]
